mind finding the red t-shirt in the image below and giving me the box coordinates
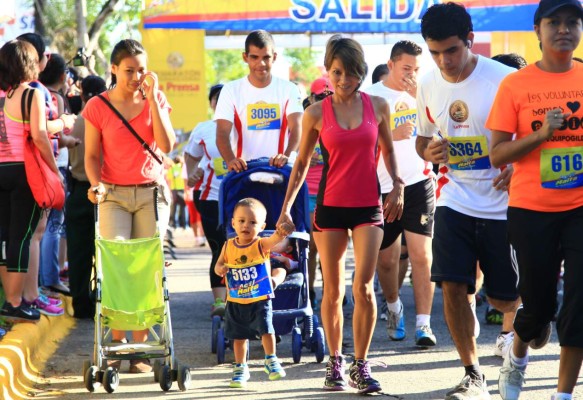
[82,91,171,185]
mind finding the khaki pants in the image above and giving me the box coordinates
[99,183,171,240]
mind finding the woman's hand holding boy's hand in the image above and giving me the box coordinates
[276,213,295,238]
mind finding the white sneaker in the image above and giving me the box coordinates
[499,348,526,400]
[470,300,480,338]
[494,332,514,358]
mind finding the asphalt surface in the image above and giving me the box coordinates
[35,230,582,399]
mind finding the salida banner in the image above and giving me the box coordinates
[143,0,542,33]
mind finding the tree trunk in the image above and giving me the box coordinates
[34,0,46,36]
[87,0,124,55]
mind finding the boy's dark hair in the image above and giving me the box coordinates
[234,197,267,221]
[17,32,45,61]
[390,40,423,62]
[81,75,106,103]
[371,63,389,84]
[0,40,38,91]
[208,84,223,103]
[421,2,473,43]
[109,39,146,89]
[245,30,275,54]
[491,53,528,70]
[39,53,67,86]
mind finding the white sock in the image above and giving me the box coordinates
[552,393,572,400]
[509,350,528,369]
[387,299,402,314]
[416,314,431,329]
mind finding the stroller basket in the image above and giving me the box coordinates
[96,236,165,331]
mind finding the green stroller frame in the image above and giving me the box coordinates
[82,187,191,393]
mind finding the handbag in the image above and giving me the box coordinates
[97,94,163,165]
[22,88,65,210]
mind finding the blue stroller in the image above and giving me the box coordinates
[83,188,191,393]
[212,160,326,364]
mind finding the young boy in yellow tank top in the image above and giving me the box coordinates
[215,197,294,388]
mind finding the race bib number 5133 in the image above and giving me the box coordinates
[541,147,583,189]
[226,261,273,300]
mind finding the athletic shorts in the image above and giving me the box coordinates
[313,204,383,232]
[224,299,274,340]
[431,206,519,300]
[308,195,317,214]
[509,205,583,348]
[380,179,435,250]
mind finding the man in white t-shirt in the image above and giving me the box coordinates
[415,3,520,399]
[364,40,437,348]
[215,30,303,172]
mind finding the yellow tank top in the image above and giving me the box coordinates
[224,238,273,304]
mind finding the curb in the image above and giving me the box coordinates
[0,297,75,400]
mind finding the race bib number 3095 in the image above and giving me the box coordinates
[247,104,281,130]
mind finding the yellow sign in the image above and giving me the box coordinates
[140,28,207,134]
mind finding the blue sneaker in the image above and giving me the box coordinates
[415,325,437,347]
[387,307,406,341]
[230,363,250,388]
[264,355,286,380]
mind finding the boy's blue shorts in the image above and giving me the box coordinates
[224,299,274,340]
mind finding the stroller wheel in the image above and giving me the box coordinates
[217,328,226,364]
[102,367,119,393]
[82,360,91,378]
[153,359,163,383]
[83,365,99,392]
[177,365,192,391]
[314,327,326,363]
[159,364,173,392]
[211,315,221,354]
[292,327,302,363]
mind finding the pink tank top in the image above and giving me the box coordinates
[0,100,27,162]
[317,92,381,207]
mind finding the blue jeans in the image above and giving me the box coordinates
[39,207,65,287]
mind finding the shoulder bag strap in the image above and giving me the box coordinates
[96,94,163,165]
[21,88,34,134]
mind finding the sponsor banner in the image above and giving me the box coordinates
[140,28,207,133]
[0,1,34,45]
[143,0,541,33]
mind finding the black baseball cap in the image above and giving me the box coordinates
[208,84,223,102]
[534,0,583,24]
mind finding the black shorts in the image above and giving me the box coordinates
[432,206,519,300]
[313,204,383,232]
[224,299,274,340]
[380,179,435,250]
[509,205,583,348]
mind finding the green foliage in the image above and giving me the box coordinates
[284,48,321,85]
[206,50,247,87]
[36,0,141,74]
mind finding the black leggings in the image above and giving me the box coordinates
[194,194,226,288]
[0,163,41,272]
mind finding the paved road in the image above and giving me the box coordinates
[38,231,581,399]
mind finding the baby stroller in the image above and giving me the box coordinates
[83,188,191,393]
[212,159,326,364]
